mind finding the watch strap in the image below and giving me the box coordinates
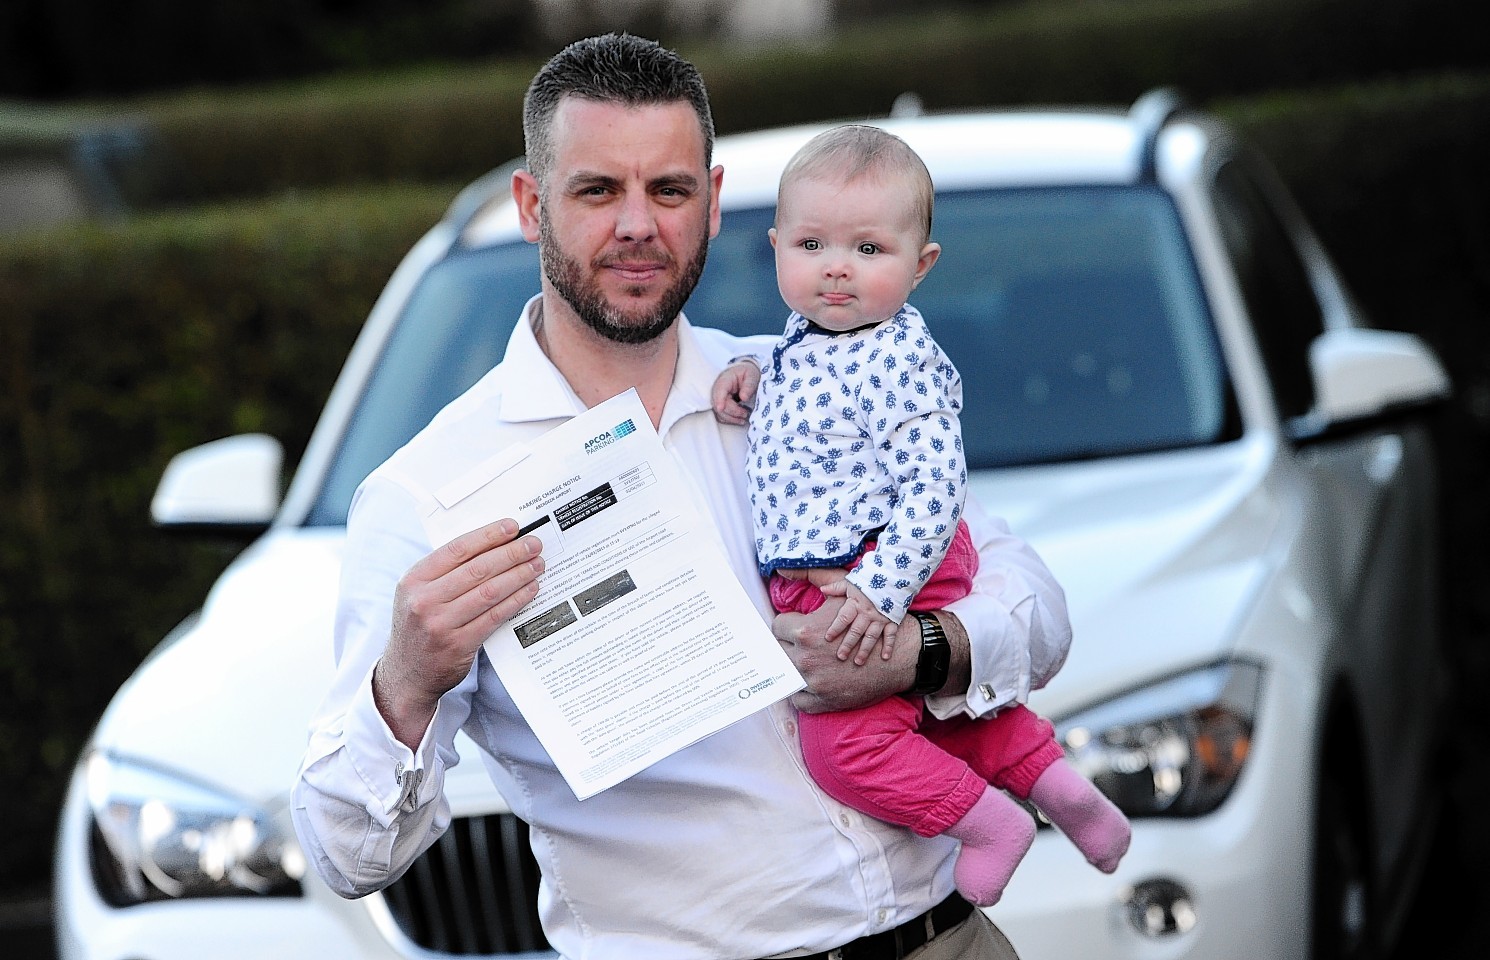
[907,611,951,696]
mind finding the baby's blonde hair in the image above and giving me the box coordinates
[778,124,934,243]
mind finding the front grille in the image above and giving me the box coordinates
[379,813,550,956]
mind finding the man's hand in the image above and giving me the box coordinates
[773,593,919,714]
[711,359,761,426]
[375,517,545,748]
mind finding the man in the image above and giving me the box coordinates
[291,33,1072,960]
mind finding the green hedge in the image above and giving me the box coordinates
[1224,73,1490,339]
[45,0,1486,210]
[0,185,451,886]
[134,63,538,206]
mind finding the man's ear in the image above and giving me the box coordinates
[708,164,725,239]
[514,168,542,243]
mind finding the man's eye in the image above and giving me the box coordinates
[858,242,880,255]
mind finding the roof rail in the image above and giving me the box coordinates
[446,156,526,243]
[1129,87,1188,182]
[890,92,924,118]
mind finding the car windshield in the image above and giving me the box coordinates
[306,185,1233,526]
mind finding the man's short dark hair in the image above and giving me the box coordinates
[522,32,715,185]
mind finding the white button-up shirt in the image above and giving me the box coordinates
[291,295,1072,960]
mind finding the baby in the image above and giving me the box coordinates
[712,124,1130,905]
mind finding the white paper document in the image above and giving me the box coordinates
[419,389,803,799]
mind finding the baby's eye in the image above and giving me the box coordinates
[802,239,821,251]
[858,242,880,255]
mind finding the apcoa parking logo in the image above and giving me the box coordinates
[584,419,636,454]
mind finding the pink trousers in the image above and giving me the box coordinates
[780,521,1065,837]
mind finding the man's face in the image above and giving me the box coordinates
[523,98,722,344]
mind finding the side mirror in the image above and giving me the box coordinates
[1305,327,1450,429]
[151,433,284,535]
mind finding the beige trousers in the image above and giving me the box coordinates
[906,910,1020,960]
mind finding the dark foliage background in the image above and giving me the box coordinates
[0,0,542,99]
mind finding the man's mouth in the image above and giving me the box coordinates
[611,264,665,283]
[598,251,671,284]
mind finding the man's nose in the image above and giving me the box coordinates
[614,191,658,242]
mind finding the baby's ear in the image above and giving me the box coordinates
[913,241,942,285]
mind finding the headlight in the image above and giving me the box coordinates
[1054,659,1261,818]
[84,750,305,905]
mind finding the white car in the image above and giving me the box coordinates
[55,89,1453,960]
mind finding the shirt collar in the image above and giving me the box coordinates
[493,295,588,424]
[660,312,718,436]
[496,293,717,436]
[787,305,915,339]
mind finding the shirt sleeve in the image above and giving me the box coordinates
[725,331,779,368]
[290,473,475,898]
[923,494,1073,721]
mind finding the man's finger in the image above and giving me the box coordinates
[443,539,545,629]
[414,517,521,581]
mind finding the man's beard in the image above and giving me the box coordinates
[539,213,709,346]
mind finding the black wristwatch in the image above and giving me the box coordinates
[907,611,951,695]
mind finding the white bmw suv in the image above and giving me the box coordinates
[54,90,1452,960]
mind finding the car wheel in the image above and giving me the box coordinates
[1311,751,1377,960]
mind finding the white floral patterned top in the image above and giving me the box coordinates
[747,303,967,623]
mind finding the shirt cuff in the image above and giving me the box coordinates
[924,590,1033,720]
[726,336,773,369]
[344,662,441,822]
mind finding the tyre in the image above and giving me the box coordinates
[1311,751,1376,960]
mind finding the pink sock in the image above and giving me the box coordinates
[943,787,1036,906]
[1027,760,1131,873]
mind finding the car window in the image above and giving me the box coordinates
[687,188,1235,467]
[1211,158,1323,424]
[308,242,540,526]
[307,186,1235,526]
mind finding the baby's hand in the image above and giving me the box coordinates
[818,579,899,665]
[711,359,761,426]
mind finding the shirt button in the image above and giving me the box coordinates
[839,813,852,829]
[784,719,797,736]
[877,909,889,924]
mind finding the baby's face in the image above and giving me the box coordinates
[771,172,939,332]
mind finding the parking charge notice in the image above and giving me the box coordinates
[417,389,803,799]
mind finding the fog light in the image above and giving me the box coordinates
[1123,878,1196,937]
